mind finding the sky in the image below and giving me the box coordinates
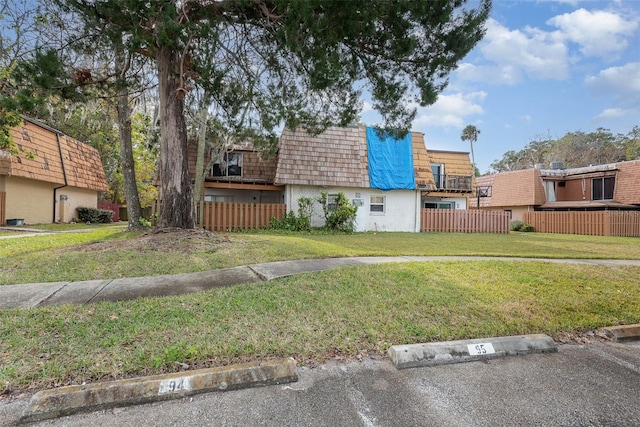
[360,0,640,173]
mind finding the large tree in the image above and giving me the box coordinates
[59,0,491,229]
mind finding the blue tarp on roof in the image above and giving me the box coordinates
[366,127,415,190]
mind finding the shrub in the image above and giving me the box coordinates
[317,192,357,232]
[510,220,524,231]
[521,223,535,232]
[511,220,534,232]
[269,197,314,232]
[77,207,114,223]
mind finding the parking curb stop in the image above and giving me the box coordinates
[20,358,298,423]
[388,334,558,369]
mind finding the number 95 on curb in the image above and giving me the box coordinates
[467,343,496,356]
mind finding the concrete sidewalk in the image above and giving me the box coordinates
[1,256,640,310]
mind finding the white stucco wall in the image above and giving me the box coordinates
[284,185,421,232]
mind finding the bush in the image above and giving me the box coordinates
[511,220,534,232]
[520,223,535,232]
[317,192,357,232]
[510,220,524,231]
[77,207,114,223]
[269,211,310,231]
[269,197,314,232]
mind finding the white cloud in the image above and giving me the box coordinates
[413,92,486,128]
[547,9,638,58]
[593,107,635,121]
[585,62,640,97]
[458,18,569,84]
[361,100,374,113]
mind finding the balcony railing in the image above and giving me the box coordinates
[432,174,473,192]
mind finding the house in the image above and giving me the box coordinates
[0,117,108,225]
[187,139,283,204]
[274,126,474,232]
[471,161,640,221]
[422,149,475,210]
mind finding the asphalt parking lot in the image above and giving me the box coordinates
[3,339,638,427]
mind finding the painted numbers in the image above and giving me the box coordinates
[158,377,192,395]
[467,343,496,356]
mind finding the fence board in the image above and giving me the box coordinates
[197,201,286,231]
[421,209,510,233]
[0,191,5,226]
[523,211,640,237]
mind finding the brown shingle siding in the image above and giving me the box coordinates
[275,126,369,188]
[615,160,640,204]
[491,169,544,206]
[427,150,474,177]
[2,118,108,191]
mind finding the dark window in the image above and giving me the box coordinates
[431,164,444,189]
[370,196,385,213]
[212,152,243,177]
[592,177,615,200]
[327,194,339,212]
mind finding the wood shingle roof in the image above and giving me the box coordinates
[1,118,108,191]
[275,126,369,187]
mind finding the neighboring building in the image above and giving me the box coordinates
[0,117,108,225]
[187,139,283,204]
[274,126,474,232]
[471,161,640,221]
[422,149,475,210]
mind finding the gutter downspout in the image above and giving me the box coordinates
[53,132,68,222]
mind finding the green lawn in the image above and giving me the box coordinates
[0,228,639,393]
[1,228,639,285]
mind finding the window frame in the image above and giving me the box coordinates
[212,152,243,177]
[592,176,615,200]
[431,163,444,189]
[370,195,385,214]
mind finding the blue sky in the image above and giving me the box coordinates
[361,0,640,173]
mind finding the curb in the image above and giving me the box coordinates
[388,334,557,369]
[602,324,640,343]
[20,358,297,424]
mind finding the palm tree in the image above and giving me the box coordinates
[461,125,480,176]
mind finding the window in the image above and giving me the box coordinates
[212,152,243,177]
[424,202,454,209]
[370,196,385,213]
[431,164,444,189]
[592,177,615,200]
[543,180,556,202]
[204,195,235,202]
[327,194,339,212]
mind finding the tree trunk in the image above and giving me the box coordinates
[114,44,143,230]
[157,46,195,229]
[193,97,209,227]
[115,91,144,229]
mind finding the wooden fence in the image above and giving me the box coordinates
[197,201,286,231]
[421,209,510,233]
[0,192,5,226]
[523,211,640,237]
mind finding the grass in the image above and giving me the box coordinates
[1,228,639,285]
[0,227,639,393]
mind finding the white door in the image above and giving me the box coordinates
[353,199,366,232]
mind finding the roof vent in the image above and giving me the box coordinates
[549,161,564,170]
